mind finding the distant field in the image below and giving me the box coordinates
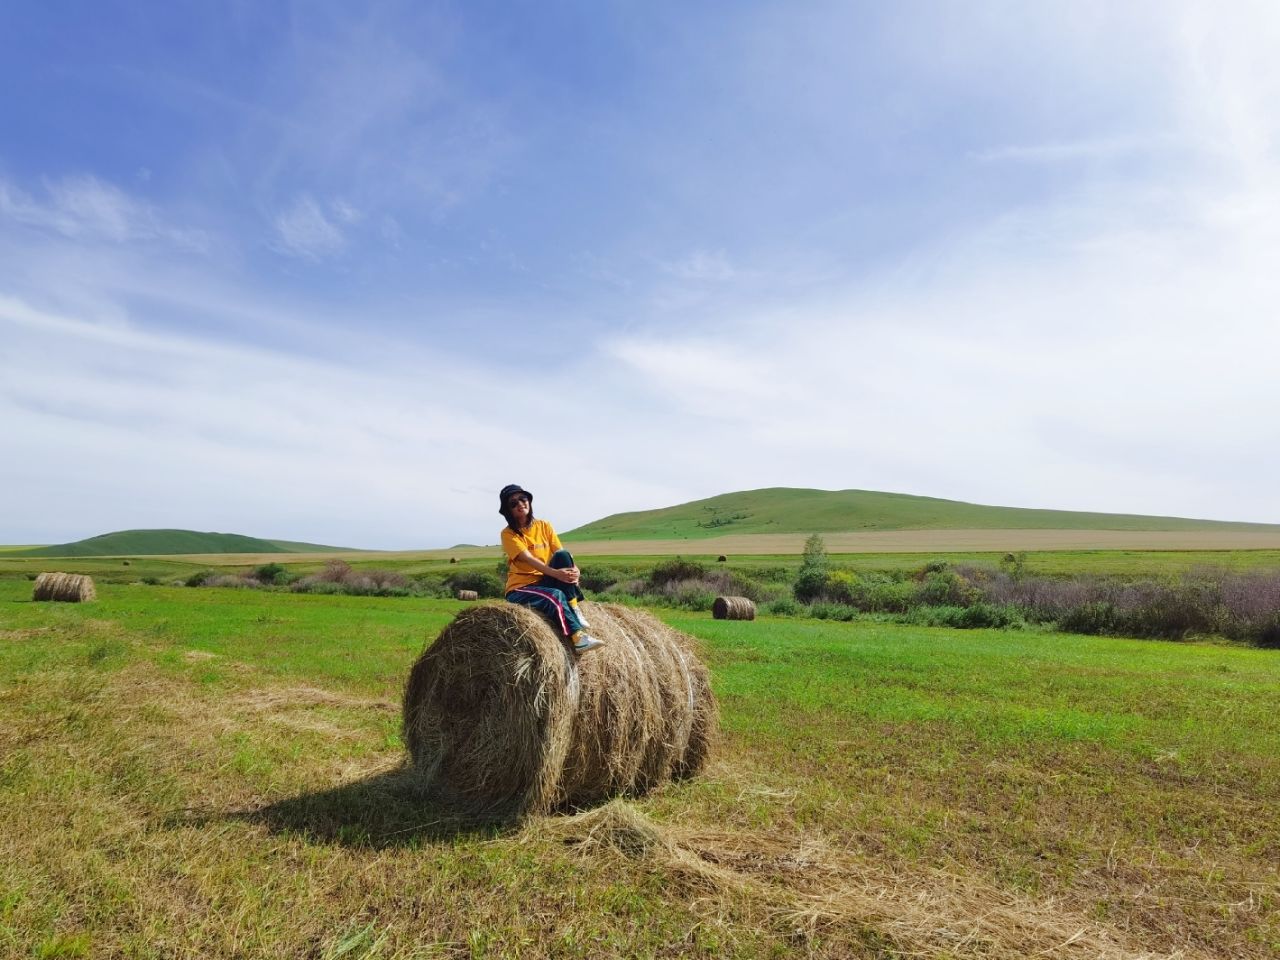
[1,581,1276,957]
[6,542,1280,587]
[13,529,1280,566]
[568,487,1280,540]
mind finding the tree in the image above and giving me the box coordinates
[795,533,829,602]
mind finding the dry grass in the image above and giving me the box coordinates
[401,603,716,815]
[32,571,96,602]
[713,596,756,620]
[3,582,1277,958]
[2,656,1221,959]
[535,801,1206,959]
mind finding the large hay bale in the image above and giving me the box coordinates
[32,572,97,603]
[402,602,717,816]
[455,589,479,601]
[712,596,755,621]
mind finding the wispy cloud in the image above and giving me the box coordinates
[663,249,737,282]
[271,195,346,259]
[970,136,1162,164]
[0,175,207,251]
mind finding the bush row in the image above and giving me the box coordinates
[790,562,1280,647]
[180,561,507,599]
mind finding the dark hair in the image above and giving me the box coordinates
[500,495,535,533]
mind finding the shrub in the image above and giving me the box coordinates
[314,560,354,583]
[185,570,216,587]
[808,602,860,622]
[1254,617,1280,649]
[1057,602,1117,635]
[447,570,504,598]
[907,603,1022,629]
[669,582,715,611]
[293,580,345,595]
[205,574,253,589]
[999,552,1028,578]
[141,577,161,586]
[577,566,618,593]
[794,569,828,603]
[823,571,860,604]
[766,597,802,616]
[649,558,707,588]
[252,562,290,585]
[860,577,914,613]
[915,570,977,607]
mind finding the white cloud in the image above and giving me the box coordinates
[663,249,737,282]
[970,136,1161,164]
[0,175,207,251]
[0,294,682,546]
[271,195,345,259]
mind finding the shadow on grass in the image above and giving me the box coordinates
[213,766,520,848]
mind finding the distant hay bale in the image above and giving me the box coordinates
[402,602,717,816]
[712,596,755,621]
[456,589,479,601]
[32,573,97,603]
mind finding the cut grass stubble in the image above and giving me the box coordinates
[0,579,1277,957]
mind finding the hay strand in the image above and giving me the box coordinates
[712,596,755,621]
[402,602,717,816]
[32,572,97,603]
[455,589,479,601]
[535,801,1186,960]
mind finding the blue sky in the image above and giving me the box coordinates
[3,1,1279,548]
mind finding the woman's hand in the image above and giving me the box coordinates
[557,566,581,585]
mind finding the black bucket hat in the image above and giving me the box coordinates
[498,484,532,515]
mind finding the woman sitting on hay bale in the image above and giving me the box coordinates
[498,483,603,655]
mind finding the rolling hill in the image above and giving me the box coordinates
[564,488,1280,541]
[15,529,351,557]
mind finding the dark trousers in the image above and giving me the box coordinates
[505,549,585,637]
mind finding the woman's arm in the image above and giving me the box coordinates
[514,549,579,585]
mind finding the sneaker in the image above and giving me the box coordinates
[572,633,604,655]
[570,600,590,628]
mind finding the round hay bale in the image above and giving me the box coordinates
[712,596,755,621]
[402,602,717,816]
[456,589,479,601]
[32,572,97,603]
[717,555,727,562]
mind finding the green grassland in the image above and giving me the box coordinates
[567,487,1280,540]
[13,529,351,558]
[1,567,1277,958]
[7,546,1280,588]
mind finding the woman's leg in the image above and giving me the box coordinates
[506,584,585,638]
[544,549,585,603]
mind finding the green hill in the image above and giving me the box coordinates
[564,488,1280,540]
[16,529,350,557]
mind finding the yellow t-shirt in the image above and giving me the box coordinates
[501,519,563,593]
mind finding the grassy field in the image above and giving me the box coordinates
[567,487,1280,540]
[2,572,1277,958]
[7,545,1280,586]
